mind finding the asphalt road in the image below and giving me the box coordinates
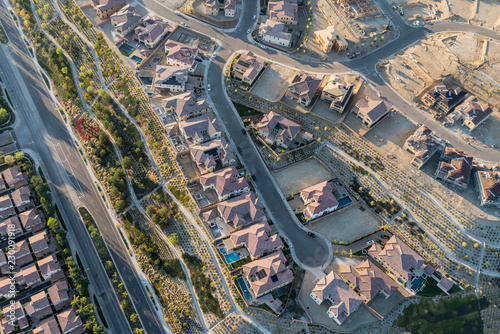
[0,2,167,334]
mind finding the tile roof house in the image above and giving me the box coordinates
[217,192,266,231]
[320,77,354,113]
[13,240,34,267]
[233,51,266,86]
[340,260,399,302]
[154,65,188,92]
[24,291,52,319]
[15,263,41,287]
[205,0,236,16]
[179,113,222,146]
[314,25,348,52]
[421,82,467,114]
[268,0,298,25]
[33,316,61,334]
[19,208,44,233]
[403,125,441,169]
[0,177,4,191]
[190,139,236,174]
[229,221,283,260]
[201,166,250,201]
[368,236,425,284]
[257,112,301,149]
[164,40,198,74]
[205,0,220,15]
[351,90,392,128]
[285,71,321,107]
[11,187,33,212]
[437,276,454,292]
[134,16,171,48]
[29,231,50,259]
[47,280,70,310]
[0,277,14,299]
[0,194,15,219]
[2,166,28,188]
[38,254,63,281]
[0,216,23,238]
[310,271,363,325]
[435,147,473,189]
[92,0,126,19]
[300,181,339,220]
[455,95,493,132]
[2,301,29,334]
[57,307,85,334]
[242,250,294,298]
[259,19,292,48]
[110,5,142,35]
[475,171,500,207]
[161,92,210,121]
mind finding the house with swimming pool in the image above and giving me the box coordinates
[110,5,142,36]
[134,16,172,48]
[224,221,283,260]
[300,181,339,221]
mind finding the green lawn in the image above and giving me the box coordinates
[232,101,262,117]
[417,278,447,297]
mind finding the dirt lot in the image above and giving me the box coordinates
[168,27,217,57]
[272,157,334,196]
[310,99,346,123]
[250,64,296,102]
[309,202,382,243]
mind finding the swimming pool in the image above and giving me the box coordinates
[119,44,133,52]
[237,277,253,300]
[220,247,241,264]
[131,55,143,63]
[411,276,425,291]
[140,77,153,85]
[337,196,353,208]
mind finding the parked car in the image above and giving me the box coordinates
[376,239,382,244]
[251,175,257,181]
[252,15,256,20]
[307,232,315,237]
[206,84,211,92]
[380,234,390,239]
[366,240,375,246]
[237,146,242,153]
[260,44,267,49]
[241,129,247,135]
[174,10,180,15]
[247,28,252,34]
[180,22,187,27]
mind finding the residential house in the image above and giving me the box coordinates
[179,113,222,146]
[15,264,41,287]
[455,95,493,132]
[13,240,33,267]
[161,92,210,121]
[11,187,33,212]
[2,165,28,188]
[421,82,467,114]
[217,192,266,231]
[200,166,250,201]
[134,16,171,48]
[368,236,425,287]
[259,19,292,48]
[351,90,392,128]
[190,139,236,174]
[320,77,353,113]
[285,71,321,107]
[38,254,63,281]
[0,216,23,238]
[0,277,14,298]
[0,195,15,219]
[24,291,52,319]
[257,112,301,149]
[92,0,126,19]
[435,147,473,189]
[164,40,198,74]
[1,301,29,334]
[205,0,236,16]
[310,271,363,325]
[403,125,441,168]
[33,316,61,334]
[57,307,85,334]
[0,177,4,191]
[233,51,265,86]
[228,221,283,260]
[110,5,142,35]
[205,0,220,15]
[19,208,44,233]
[475,171,500,207]
[340,260,399,302]
[154,66,188,92]
[314,25,348,52]
[268,0,298,25]
[224,0,237,16]
[300,181,339,220]
[47,280,70,310]
[242,250,293,298]
[29,231,50,259]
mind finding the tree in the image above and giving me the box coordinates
[130,313,139,322]
[4,155,14,165]
[146,205,156,217]
[0,109,9,125]
[115,200,126,212]
[122,156,132,170]
[56,47,63,55]
[14,151,24,161]
[169,233,179,245]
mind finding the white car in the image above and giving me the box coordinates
[247,28,251,34]
[207,84,211,92]
[174,10,180,15]
[260,45,267,49]
[366,240,375,246]
[180,22,187,27]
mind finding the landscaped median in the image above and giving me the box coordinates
[78,206,144,333]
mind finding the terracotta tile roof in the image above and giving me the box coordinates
[201,209,217,223]
[134,16,171,45]
[260,19,292,42]
[477,171,500,201]
[164,40,197,66]
[230,221,283,258]
[33,316,61,334]
[161,92,210,119]
[15,263,40,286]
[47,280,69,309]
[352,90,392,122]
[29,231,49,255]
[14,240,33,264]
[37,254,62,278]
[300,181,338,218]
[257,112,301,147]
[340,260,399,301]
[110,5,141,33]
[205,0,220,10]
[2,301,28,333]
[424,264,435,275]
[11,187,31,207]
[287,71,321,102]
[234,51,265,81]
[243,250,293,297]
[269,0,298,22]
[19,208,42,230]
[24,291,52,318]
[179,113,221,145]
[0,195,13,210]
[217,192,265,229]
[2,166,27,187]
[370,236,424,281]
[0,277,12,298]
[190,139,235,173]
[154,65,188,88]
[200,166,250,199]
[439,149,473,184]
[438,276,454,291]
[95,0,125,12]
[57,307,84,334]
[311,271,363,324]
[0,216,22,236]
